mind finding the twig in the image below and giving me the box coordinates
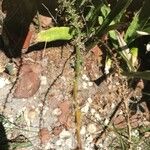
[41,3,57,25]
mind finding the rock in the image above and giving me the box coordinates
[38,128,51,144]
[87,123,97,134]
[59,129,71,139]
[14,63,41,98]
[81,103,90,113]
[0,77,10,88]
[80,126,86,135]
[52,108,62,116]
[58,101,70,126]
[39,15,53,28]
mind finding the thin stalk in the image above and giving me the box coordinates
[73,44,82,149]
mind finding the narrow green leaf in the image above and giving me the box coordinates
[96,0,133,36]
[36,27,73,42]
[130,47,138,67]
[125,11,140,42]
[125,0,150,42]
[123,71,150,80]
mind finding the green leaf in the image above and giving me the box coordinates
[101,4,110,17]
[123,71,150,80]
[130,47,138,67]
[98,16,103,25]
[36,27,73,42]
[125,0,150,42]
[96,0,133,36]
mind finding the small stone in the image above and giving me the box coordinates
[95,113,101,121]
[59,129,71,139]
[87,123,97,133]
[0,77,10,88]
[88,82,93,87]
[28,108,37,120]
[56,139,63,146]
[82,74,89,81]
[81,103,90,113]
[82,81,88,89]
[65,138,74,149]
[104,118,109,126]
[38,128,51,144]
[131,130,139,137]
[111,103,115,109]
[40,76,47,85]
[52,108,62,116]
[90,108,96,115]
[80,126,86,135]
[86,135,93,142]
[87,97,92,103]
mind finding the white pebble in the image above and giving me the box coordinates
[40,76,47,85]
[88,82,93,87]
[80,126,86,135]
[81,103,90,113]
[82,74,89,81]
[65,138,74,149]
[111,103,115,109]
[131,130,139,137]
[90,108,96,115]
[95,113,101,121]
[86,135,93,143]
[52,108,62,116]
[87,97,93,103]
[104,118,109,126]
[56,139,63,146]
[0,77,10,88]
[87,123,97,133]
[59,129,71,139]
[82,81,88,89]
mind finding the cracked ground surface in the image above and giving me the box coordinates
[0,1,150,150]
[0,43,150,150]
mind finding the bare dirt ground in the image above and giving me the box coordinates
[0,1,150,150]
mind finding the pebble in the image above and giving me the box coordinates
[104,118,109,126]
[59,129,71,139]
[65,138,75,149]
[40,76,47,85]
[87,123,97,133]
[88,82,93,87]
[90,108,96,115]
[56,139,64,146]
[81,103,90,113]
[0,77,10,88]
[82,81,88,89]
[82,74,89,81]
[95,113,101,121]
[80,126,86,135]
[52,108,62,116]
[87,97,92,103]
[111,103,115,109]
[131,130,139,137]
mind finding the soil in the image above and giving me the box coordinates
[0,1,150,150]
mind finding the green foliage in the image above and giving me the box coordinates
[96,0,133,37]
[123,71,150,80]
[125,0,150,43]
[36,27,73,42]
[36,0,149,77]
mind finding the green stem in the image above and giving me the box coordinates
[73,44,82,149]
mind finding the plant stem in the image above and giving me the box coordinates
[73,44,82,149]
